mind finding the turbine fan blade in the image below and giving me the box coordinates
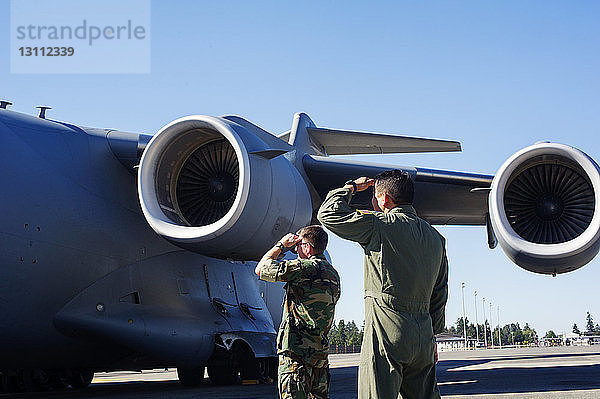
[175,139,239,227]
[504,163,594,244]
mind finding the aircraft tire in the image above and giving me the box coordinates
[207,365,239,385]
[0,372,10,393]
[69,369,94,389]
[48,372,69,390]
[239,356,259,381]
[3,373,23,393]
[26,369,52,391]
[177,366,205,387]
[266,357,277,382]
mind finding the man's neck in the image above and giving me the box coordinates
[383,203,411,213]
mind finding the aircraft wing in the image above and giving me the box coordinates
[303,155,493,225]
[279,127,461,155]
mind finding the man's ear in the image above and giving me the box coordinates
[383,192,396,209]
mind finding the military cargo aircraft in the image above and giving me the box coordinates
[1,103,599,392]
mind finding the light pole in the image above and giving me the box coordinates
[461,282,467,349]
[489,301,494,348]
[497,305,502,349]
[474,290,479,347]
[482,297,488,348]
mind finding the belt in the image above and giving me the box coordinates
[364,290,429,313]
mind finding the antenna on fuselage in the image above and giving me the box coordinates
[0,100,12,109]
[36,106,52,119]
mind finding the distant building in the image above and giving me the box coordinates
[436,333,478,350]
[540,337,563,347]
[564,332,600,346]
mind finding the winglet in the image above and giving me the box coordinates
[287,113,326,155]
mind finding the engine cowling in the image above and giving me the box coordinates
[138,115,312,260]
[489,142,600,274]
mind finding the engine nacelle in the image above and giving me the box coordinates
[489,142,600,274]
[138,115,312,260]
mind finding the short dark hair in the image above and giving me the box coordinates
[296,225,328,254]
[374,169,414,205]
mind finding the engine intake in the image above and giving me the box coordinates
[138,115,312,260]
[176,138,239,227]
[489,142,600,274]
[504,157,594,244]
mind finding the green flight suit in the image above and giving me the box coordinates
[259,254,341,399]
[317,187,448,399]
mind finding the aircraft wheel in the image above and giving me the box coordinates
[69,368,94,389]
[20,370,36,391]
[207,365,238,385]
[0,372,9,393]
[257,357,277,383]
[239,354,259,381]
[28,369,52,391]
[4,372,24,393]
[47,371,69,390]
[177,367,205,387]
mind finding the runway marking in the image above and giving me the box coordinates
[92,369,180,384]
[329,353,360,369]
[438,380,477,386]
[442,390,600,399]
[448,355,600,371]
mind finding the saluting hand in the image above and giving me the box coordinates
[353,177,375,192]
[279,233,302,248]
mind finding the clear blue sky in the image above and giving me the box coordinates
[2,0,599,336]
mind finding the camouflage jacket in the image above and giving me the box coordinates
[259,254,340,367]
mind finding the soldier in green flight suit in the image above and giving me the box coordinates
[317,170,448,399]
[255,225,341,399]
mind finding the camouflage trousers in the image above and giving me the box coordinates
[278,355,330,399]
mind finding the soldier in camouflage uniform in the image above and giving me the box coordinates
[255,225,341,399]
[317,170,448,399]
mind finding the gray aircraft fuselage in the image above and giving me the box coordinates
[0,110,277,371]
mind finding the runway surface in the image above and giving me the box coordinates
[2,346,600,398]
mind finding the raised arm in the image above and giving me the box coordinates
[255,233,301,279]
[317,178,377,245]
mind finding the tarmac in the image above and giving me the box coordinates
[2,346,600,399]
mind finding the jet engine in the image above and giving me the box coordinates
[489,142,600,274]
[138,115,312,260]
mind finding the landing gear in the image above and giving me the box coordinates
[238,344,260,382]
[258,357,277,383]
[48,372,69,390]
[68,368,94,389]
[207,339,264,385]
[0,372,21,393]
[207,365,239,385]
[0,368,87,393]
[177,366,205,387]
[22,369,52,391]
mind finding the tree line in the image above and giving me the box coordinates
[443,317,539,345]
[329,317,539,347]
[328,320,364,347]
[328,311,600,347]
